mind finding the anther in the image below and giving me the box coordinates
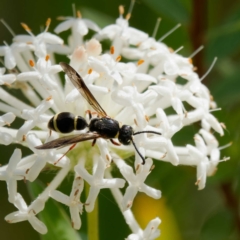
[116,55,121,62]
[29,60,35,67]
[110,46,115,55]
[77,10,82,18]
[45,54,50,61]
[137,59,144,66]
[21,22,31,32]
[119,5,124,16]
[45,18,51,31]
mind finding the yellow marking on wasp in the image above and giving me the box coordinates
[74,116,78,130]
[53,114,61,133]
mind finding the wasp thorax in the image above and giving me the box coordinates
[118,125,134,145]
[89,117,120,139]
[48,112,88,133]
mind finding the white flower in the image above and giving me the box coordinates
[50,174,84,229]
[0,112,16,145]
[75,156,125,212]
[0,149,23,202]
[55,11,100,49]
[0,4,228,239]
[114,156,161,211]
[126,217,161,240]
[5,193,47,234]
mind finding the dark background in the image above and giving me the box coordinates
[0,0,240,239]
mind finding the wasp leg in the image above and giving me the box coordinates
[110,139,121,146]
[86,110,92,120]
[54,143,77,165]
[49,129,52,137]
[92,139,97,146]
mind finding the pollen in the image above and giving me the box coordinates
[116,55,121,62]
[134,119,138,126]
[145,115,149,122]
[77,10,82,18]
[29,60,35,67]
[125,13,131,20]
[188,58,193,64]
[110,46,115,55]
[46,18,51,28]
[88,68,93,74]
[119,5,124,15]
[21,22,31,32]
[45,54,50,61]
[137,59,144,66]
[150,165,155,171]
[46,96,52,101]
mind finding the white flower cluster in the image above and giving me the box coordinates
[0,4,228,239]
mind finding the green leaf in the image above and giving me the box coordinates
[142,0,190,23]
[200,209,233,240]
[28,180,82,240]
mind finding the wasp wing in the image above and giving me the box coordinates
[60,62,108,117]
[35,132,100,149]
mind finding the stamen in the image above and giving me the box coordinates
[45,18,51,32]
[152,18,161,38]
[45,54,50,61]
[158,23,181,42]
[125,13,131,21]
[46,96,52,101]
[218,142,232,151]
[134,119,138,126]
[110,46,115,55]
[72,3,76,18]
[77,10,82,19]
[126,0,135,20]
[88,68,93,74]
[21,22,31,32]
[56,16,66,21]
[137,59,144,66]
[29,60,35,67]
[116,55,121,62]
[211,156,230,163]
[119,5,124,16]
[189,45,204,59]
[0,19,15,37]
[209,108,221,113]
[200,57,217,81]
[174,46,184,54]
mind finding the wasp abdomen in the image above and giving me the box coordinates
[48,112,88,133]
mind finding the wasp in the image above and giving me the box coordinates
[36,62,161,164]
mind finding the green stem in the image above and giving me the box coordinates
[85,183,99,240]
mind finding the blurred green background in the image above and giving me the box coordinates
[0,0,240,239]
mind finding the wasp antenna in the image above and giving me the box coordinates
[133,130,162,136]
[131,139,145,165]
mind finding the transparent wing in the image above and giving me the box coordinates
[35,132,100,149]
[60,62,107,117]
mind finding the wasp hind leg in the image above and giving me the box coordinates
[54,143,77,165]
